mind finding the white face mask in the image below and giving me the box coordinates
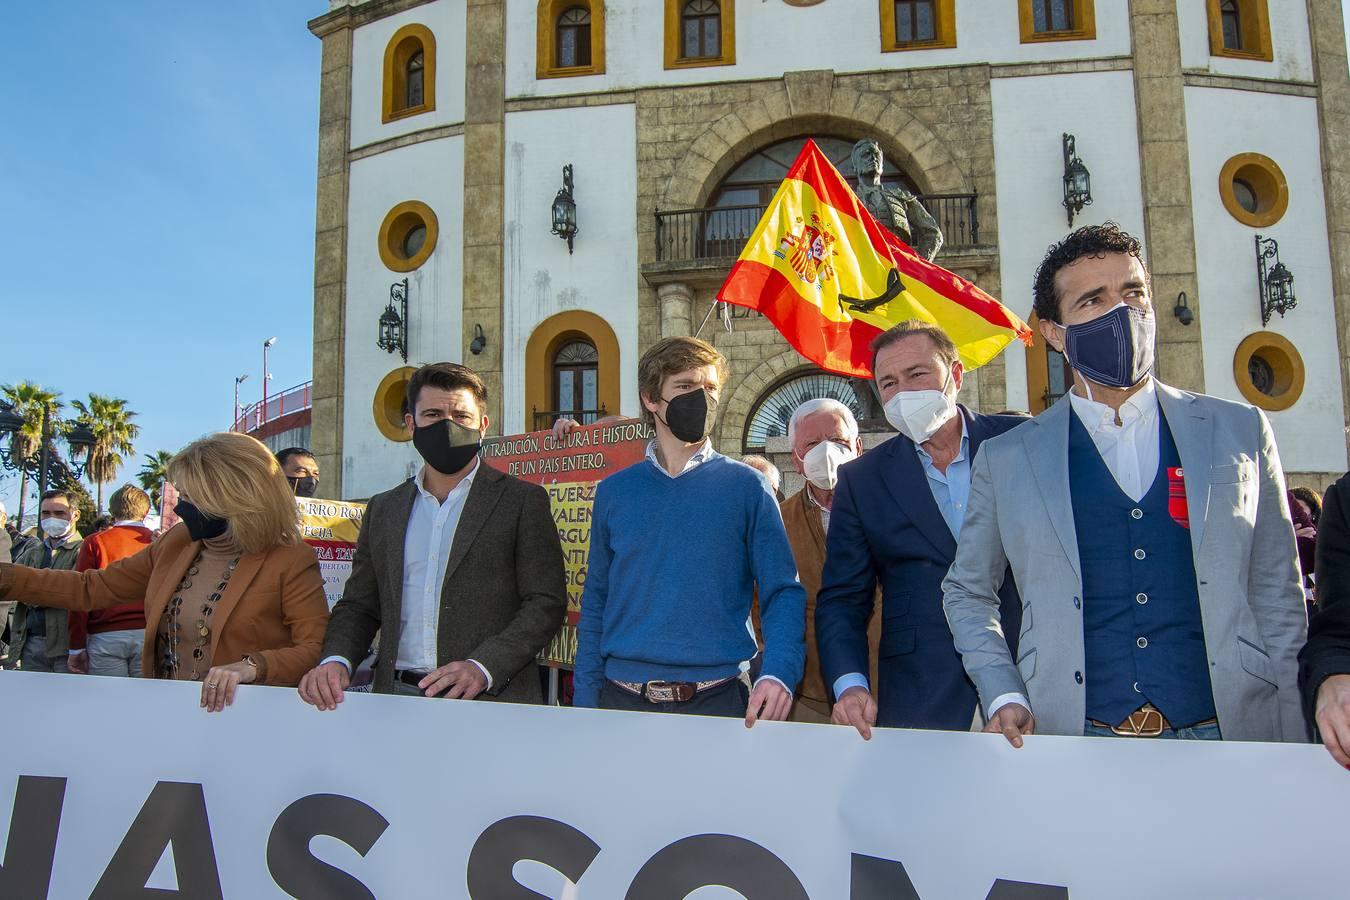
[883,370,957,444]
[40,517,70,539]
[800,440,856,491]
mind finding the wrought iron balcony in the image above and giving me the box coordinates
[532,407,609,432]
[654,193,980,264]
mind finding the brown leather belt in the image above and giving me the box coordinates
[609,676,737,703]
[1089,703,1217,737]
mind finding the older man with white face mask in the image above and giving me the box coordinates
[7,489,83,672]
[815,321,1027,738]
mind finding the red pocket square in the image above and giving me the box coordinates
[1167,467,1190,529]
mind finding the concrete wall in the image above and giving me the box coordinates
[991,70,1147,412]
[342,135,466,498]
[1185,86,1347,474]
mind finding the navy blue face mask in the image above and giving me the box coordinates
[1059,302,1156,390]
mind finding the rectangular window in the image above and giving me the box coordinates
[882,0,953,52]
[1033,0,1072,32]
[1207,0,1271,61]
[895,1,936,43]
[1018,0,1093,44]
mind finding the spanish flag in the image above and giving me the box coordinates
[717,140,1032,377]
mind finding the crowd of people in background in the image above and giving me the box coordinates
[4,223,1350,770]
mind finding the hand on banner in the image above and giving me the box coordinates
[68,651,89,675]
[419,660,487,700]
[744,678,791,728]
[298,661,351,711]
[832,686,878,740]
[1314,674,1350,768]
[984,703,1035,748]
[552,417,580,441]
[201,661,257,713]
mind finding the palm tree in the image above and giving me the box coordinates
[71,394,140,514]
[137,450,174,511]
[0,382,61,527]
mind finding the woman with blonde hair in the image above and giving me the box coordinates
[0,432,329,711]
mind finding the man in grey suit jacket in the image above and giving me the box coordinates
[298,363,566,708]
[943,224,1306,745]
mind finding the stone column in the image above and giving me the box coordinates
[657,282,695,337]
[307,9,354,497]
[463,0,506,433]
[1128,0,1204,391]
[1306,0,1350,458]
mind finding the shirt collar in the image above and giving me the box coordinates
[1068,376,1158,434]
[112,520,147,529]
[414,456,480,501]
[914,414,969,465]
[645,438,715,476]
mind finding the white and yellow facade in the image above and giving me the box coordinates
[308,0,1350,499]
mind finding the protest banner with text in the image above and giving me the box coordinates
[296,497,365,609]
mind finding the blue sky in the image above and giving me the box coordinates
[1,2,1347,521]
[0,1,328,518]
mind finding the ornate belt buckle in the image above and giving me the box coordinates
[1112,706,1165,737]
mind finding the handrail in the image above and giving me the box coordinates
[234,380,312,433]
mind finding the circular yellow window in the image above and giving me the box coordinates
[1219,154,1288,228]
[372,366,417,441]
[378,201,438,272]
[1233,332,1304,412]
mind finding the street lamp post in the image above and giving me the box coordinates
[0,403,96,510]
[233,374,249,432]
[261,337,277,431]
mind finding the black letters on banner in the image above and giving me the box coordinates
[466,815,601,899]
[850,852,922,899]
[986,879,1070,899]
[90,781,223,900]
[0,775,66,900]
[266,793,389,900]
[624,834,809,900]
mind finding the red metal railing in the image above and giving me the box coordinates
[234,381,311,434]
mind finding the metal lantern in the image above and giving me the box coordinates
[1062,133,1093,227]
[551,164,578,254]
[65,421,96,465]
[1255,235,1297,325]
[377,278,409,361]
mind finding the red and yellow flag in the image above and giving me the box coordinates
[717,140,1032,377]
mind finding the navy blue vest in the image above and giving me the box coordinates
[1068,411,1216,727]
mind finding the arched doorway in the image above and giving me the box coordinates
[742,368,865,453]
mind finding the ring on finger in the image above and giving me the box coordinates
[206,682,219,689]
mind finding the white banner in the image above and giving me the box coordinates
[0,672,1344,899]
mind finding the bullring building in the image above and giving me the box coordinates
[306,0,1350,499]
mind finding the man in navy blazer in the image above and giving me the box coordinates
[816,321,1023,737]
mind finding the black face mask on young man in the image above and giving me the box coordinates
[173,500,230,542]
[287,476,319,498]
[660,389,718,444]
[413,418,483,475]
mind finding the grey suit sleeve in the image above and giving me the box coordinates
[942,447,1022,707]
[1244,407,1309,741]
[470,483,566,695]
[320,494,384,667]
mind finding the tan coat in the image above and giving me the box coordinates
[779,487,881,706]
[0,524,328,685]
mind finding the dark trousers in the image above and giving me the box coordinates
[598,678,748,717]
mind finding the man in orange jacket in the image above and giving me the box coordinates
[69,485,153,676]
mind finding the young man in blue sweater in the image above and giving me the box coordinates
[574,336,806,725]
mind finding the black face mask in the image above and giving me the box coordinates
[287,476,319,498]
[412,418,482,475]
[173,500,230,542]
[660,389,718,444]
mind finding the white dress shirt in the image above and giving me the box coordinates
[987,378,1162,720]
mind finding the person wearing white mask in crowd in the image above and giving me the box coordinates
[815,321,1025,738]
[6,489,84,672]
[773,398,881,723]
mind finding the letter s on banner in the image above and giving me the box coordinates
[624,834,808,900]
[267,793,390,899]
[466,815,601,899]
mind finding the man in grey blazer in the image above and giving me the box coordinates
[943,224,1306,745]
[298,362,566,708]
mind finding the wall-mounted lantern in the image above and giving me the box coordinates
[377,278,409,362]
[1255,235,1296,325]
[1173,291,1193,326]
[470,323,487,356]
[1062,133,1092,228]
[551,164,578,254]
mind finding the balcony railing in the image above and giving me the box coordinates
[654,193,980,263]
[234,381,312,434]
[532,407,609,432]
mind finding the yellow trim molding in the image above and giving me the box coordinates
[664,0,736,70]
[1206,0,1273,62]
[373,366,418,442]
[382,23,437,124]
[1018,0,1095,44]
[377,200,439,272]
[524,310,621,433]
[1233,331,1304,412]
[1219,153,1288,228]
[879,0,956,53]
[537,0,606,79]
